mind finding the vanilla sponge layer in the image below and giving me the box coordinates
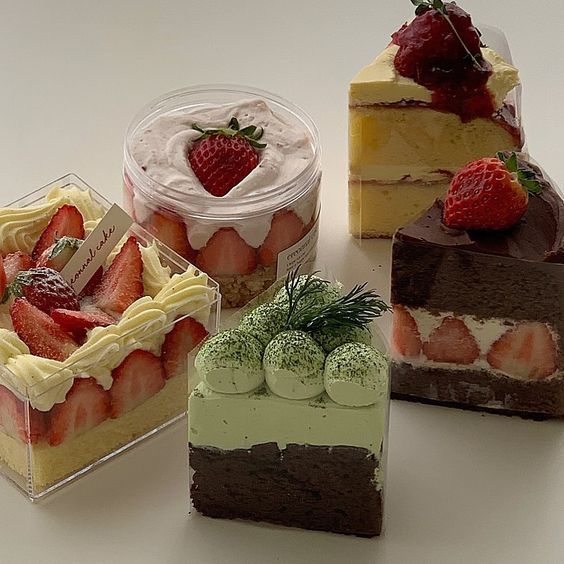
[349,180,448,238]
[0,373,186,495]
[349,106,520,181]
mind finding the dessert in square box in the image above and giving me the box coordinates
[188,271,390,537]
[0,174,220,499]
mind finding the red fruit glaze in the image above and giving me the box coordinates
[487,322,557,380]
[392,305,422,358]
[142,210,196,263]
[32,204,85,260]
[188,135,259,197]
[443,157,528,230]
[3,252,34,284]
[0,385,46,444]
[423,317,479,364]
[10,298,79,361]
[48,378,111,446]
[392,2,493,121]
[93,236,144,314]
[109,350,165,417]
[161,317,208,380]
[11,267,80,313]
[258,210,305,267]
[196,228,257,276]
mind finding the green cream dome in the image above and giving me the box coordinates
[263,330,325,400]
[312,324,372,353]
[195,329,264,394]
[239,302,288,347]
[324,342,388,407]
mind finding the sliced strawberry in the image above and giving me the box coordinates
[10,298,78,361]
[47,378,110,446]
[79,266,104,298]
[0,385,46,444]
[92,236,143,314]
[161,317,208,379]
[0,257,5,300]
[32,204,85,261]
[3,252,34,284]
[391,305,422,358]
[487,322,557,380]
[51,308,116,342]
[142,211,196,263]
[36,236,82,272]
[423,317,479,364]
[258,210,305,267]
[196,228,256,276]
[109,350,165,417]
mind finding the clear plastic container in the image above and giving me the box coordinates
[186,275,390,537]
[0,174,220,500]
[348,25,524,239]
[123,85,321,308]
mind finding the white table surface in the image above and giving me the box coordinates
[1,1,564,562]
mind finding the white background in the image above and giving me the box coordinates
[1,1,564,562]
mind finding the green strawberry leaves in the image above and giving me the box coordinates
[497,152,543,195]
[192,117,267,149]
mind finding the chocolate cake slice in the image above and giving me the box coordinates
[188,273,390,536]
[390,155,564,417]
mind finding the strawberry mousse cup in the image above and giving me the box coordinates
[123,85,322,308]
[0,174,220,500]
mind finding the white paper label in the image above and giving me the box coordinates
[60,204,133,294]
[276,219,319,277]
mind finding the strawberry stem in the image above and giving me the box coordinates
[497,152,543,195]
[192,117,267,149]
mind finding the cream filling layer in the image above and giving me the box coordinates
[188,381,386,454]
[349,45,519,108]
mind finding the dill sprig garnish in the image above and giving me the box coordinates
[282,269,390,332]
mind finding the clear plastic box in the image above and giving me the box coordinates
[123,84,321,308]
[0,174,220,500]
[186,276,390,536]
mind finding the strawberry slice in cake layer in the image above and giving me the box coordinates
[391,152,564,418]
[0,181,218,498]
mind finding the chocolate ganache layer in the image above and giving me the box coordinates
[392,156,564,358]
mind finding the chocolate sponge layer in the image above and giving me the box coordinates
[391,361,564,418]
[189,442,383,537]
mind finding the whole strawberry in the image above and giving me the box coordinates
[36,236,83,272]
[443,152,542,231]
[188,117,266,197]
[7,267,80,313]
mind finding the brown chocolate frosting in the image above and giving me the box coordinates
[396,155,564,263]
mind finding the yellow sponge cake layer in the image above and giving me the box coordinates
[349,105,520,181]
[349,179,448,239]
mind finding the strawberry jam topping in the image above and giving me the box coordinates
[392,2,494,122]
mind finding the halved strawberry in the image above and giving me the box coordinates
[142,211,196,263]
[161,317,208,379]
[92,236,143,314]
[32,204,85,261]
[423,317,479,364]
[79,266,104,298]
[109,350,165,417]
[50,308,116,342]
[3,252,34,284]
[10,298,79,361]
[391,305,422,358]
[0,385,46,444]
[47,378,110,446]
[487,322,557,380]
[0,257,5,301]
[258,210,305,267]
[196,228,256,276]
[36,236,82,272]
